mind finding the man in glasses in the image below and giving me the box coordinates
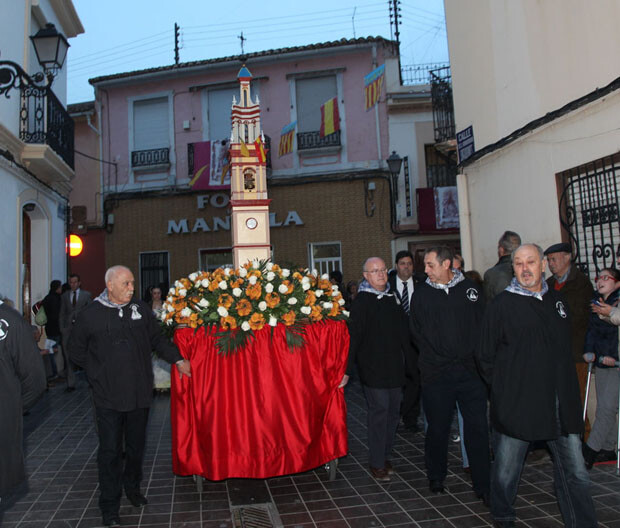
[341,257,412,482]
[410,246,490,502]
[544,242,594,436]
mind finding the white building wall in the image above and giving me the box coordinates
[460,90,620,274]
[445,0,620,151]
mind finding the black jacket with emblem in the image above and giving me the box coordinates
[68,299,183,411]
[0,301,46,496]
[477,289,583,441]
[410,276,485,384]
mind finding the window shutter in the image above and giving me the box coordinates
[295,76,337,133]
[133,97,169,150]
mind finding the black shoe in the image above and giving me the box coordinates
[102,513,120,526]
[64,387,75,393]
[429,480,445,494]
[475,490,490,507]
[596,449,618,463]
[582,443,598,470]
[494,522,515,528]
[126,491,148,507]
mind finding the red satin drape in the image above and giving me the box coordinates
[171,320,349,480]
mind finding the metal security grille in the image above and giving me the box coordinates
[559,154,620,279]
[231,504,282,528]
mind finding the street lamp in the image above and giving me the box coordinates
[0,23,69,97]
[387,150,403,201]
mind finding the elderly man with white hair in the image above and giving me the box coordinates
[69,265,191,527]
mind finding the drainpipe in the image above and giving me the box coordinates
[456,172,472,268]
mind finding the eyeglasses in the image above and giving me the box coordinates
[364,268,388,274]
[596,275,617,283]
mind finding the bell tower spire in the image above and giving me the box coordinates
[229,65,271,268]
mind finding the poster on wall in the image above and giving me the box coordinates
[434,187,459,229]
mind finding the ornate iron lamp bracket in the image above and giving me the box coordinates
[0,60,49,99]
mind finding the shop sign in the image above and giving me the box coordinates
[167,211,303,235]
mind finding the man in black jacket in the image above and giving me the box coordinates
[483,230,521,302]
[0,299,46,502]
[340,257,412,482]
[410,246,490,500]
[69,265,191,527]
[478,244,597,528]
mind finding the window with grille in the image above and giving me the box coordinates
[425,144,457,187]
[199,248,233,271]
[139,252,169,301]
[308,242,342,275]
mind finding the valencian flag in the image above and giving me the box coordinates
[319,97,339,138]
[254,135,267,163]
[364,64,385,110]
[278,121,296,156]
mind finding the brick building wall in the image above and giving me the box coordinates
[104,177,392,289]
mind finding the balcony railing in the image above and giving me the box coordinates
[297,130,341,151]
[20,84,74,169]
[131,147,170,168]
[430,66,455,143]
[401,62,450,86]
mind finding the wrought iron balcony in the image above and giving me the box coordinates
[430,66,455,144]
[297,130,341,151]
[401,62,450,86]
[131,147,170,168]
[20,83,74,169]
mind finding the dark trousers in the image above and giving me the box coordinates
[95,407,149,515]
[362,385,402,469]
[422,367,490,493]
[401,355,421,427]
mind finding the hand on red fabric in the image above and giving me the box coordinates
[338,374,349,388]
[176,359,191,379]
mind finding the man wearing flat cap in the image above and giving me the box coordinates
[544,242,594,435]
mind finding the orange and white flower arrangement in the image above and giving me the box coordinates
[161,260,348,354]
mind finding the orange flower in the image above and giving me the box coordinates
[220,315,238,330]
[265,292,281,308]
[310,304,323,322]
[236,298,252,316]
[231,278,244,289]
[246,283,262,300]
[329,303,340,317]
[218,293,234,309]
[318,278,332,291]
[208,280,220,292]
[305,290,317,306]
[282,280,294,294]
[282,310,296,326]
[249,269,262,278]
[249,312,266,331]
[292,271,303,280]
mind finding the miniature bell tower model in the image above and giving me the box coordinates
[229,65,271,268]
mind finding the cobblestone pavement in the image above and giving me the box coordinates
[1,374,619,527]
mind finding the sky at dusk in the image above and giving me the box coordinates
[67,0,448,103]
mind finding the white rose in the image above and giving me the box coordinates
[311,269,318,277]
[266,262,274,271]
[338,298,345,306]
[199,298,209,307]
[301,276,310,284]
[224,267,231,276]
[321,273,329,280]
[252,260,260,269]
[323,302,333,310]
[282,269,290,278]
[343,310,350,317]
[178,288,187,297]
[302,282,311,291]
[249,275,258,285]
[258,301,267,311]
[301,306,311,315]
[167,304,175,312]
[241,321,251,332]
[232,287,242,297]
[265,283,274,293]
[331,284,339,291]
[266,271,275,281]
[332,290,339,297]
[189,272,198,282]
[218,280,227,290]
[169,287,175,294]
[315,290,323,298]
[287,297,298,305]
[278,284,288,294]
[268,316,278,327]
[238,267,248,277]
[181,307,192,317]
[217,306,228,317]
[166,318,173,326]
[174,280,183,288]
[201,278,209,288]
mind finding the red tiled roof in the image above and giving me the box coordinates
[67,100,95,114]
[89,36,394,85]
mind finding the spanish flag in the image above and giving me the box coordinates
[254,136,267,163]
[319,97,339,138]
[364,64,385,110]
[278,121,296,156]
